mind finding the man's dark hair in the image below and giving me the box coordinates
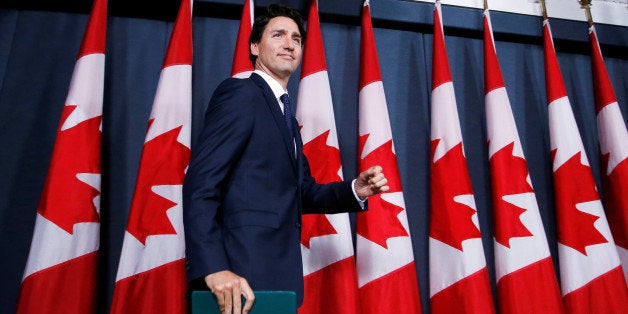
[248,4,306,67]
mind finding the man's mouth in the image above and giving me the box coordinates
[278,54,294,60]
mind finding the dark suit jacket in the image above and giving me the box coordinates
[183,73,364,305]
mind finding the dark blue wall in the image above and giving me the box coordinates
[0,0,626,312]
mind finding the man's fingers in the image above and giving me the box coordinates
[354,165,389,199]
[373,177,388,188]
[372,178,389,193]
[223,287,233,314]
[362,166,379,179]
[215,289,225,312]
[370,165,383,175]
[378,184,390,192]
[367,172,387,188]
[368,171,388,193]
[205,271,253,313]
[368,172,385,184]
[233,281,242,313]
[241,280,256,314]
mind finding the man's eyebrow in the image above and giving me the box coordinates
[270,28,288,34]
[269,28,301,38]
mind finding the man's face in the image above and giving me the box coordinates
[251,16,302,83]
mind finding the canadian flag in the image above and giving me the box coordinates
[15,0,107,313]
[428,2,495,313]
[483,8,563,313]
[543,18,628,313]
[231,0,254,78]
[355,1,422,313]
[589,24,628,285]
[295,1,360,312]
[109,0,192,313]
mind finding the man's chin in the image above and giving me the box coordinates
[279,67,297,76]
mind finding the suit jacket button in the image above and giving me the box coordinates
[295,222,301,228]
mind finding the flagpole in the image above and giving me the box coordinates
[578,0,594,27]
[539,0,548,20]
[484,0,488,10]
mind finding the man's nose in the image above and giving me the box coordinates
[283,37,294,50]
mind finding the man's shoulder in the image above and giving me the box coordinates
[208,76,265,112]
[216,76,256,92]
[216,73,266,91]
[210,76,261,101]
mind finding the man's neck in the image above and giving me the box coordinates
[254,67,289,90]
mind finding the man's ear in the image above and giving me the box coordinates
[250,42,259,57]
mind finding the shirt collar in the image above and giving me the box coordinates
[254,69,288,99]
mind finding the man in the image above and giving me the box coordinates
[183,4,388,313]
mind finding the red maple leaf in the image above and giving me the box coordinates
[356,135,408,249]
[38,105,102,234]
[126,123,190,245]
[429,140,481,251]
[553,151,607,255]
[300,215,338,249]
[300,130,341,247]
[600,154,628,249]
[302,130,342,184]
[489,142,534,247]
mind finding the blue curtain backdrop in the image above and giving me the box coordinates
[0,0,626,312]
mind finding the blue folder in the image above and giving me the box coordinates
[191,290,297,314]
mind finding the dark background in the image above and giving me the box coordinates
[0,0,626,312]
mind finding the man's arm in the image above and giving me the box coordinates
[183,79,259,313]
[182,79,255,284]
[299,144,389,213]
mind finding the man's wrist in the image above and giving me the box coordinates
[351,179,367,208]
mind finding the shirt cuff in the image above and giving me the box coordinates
[351,179,366,209]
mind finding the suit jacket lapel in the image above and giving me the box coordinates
[250,73,298,171]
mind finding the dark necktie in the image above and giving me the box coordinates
[280,93,295,138]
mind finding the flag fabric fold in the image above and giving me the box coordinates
[295,1,360,312]
[110,0,192,313]
[355,1,422,313]
[231,0,254,78]
[483,8,564,313]
[589,24,628,285]
[543,17,628,313]
[15,0,108,313]
[428,2,495,313]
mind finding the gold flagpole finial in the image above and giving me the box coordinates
[578,0,592,6]
[578,0,594,27]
